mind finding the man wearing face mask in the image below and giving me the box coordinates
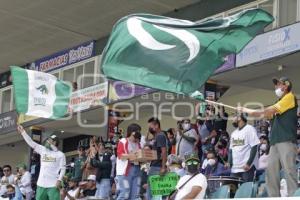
[146,117,168,200]
[176,119,199,159]
[228,113,260,182]
[240,77,298,197]
[203,151,230,177]
[17,125,66,200]
[174,152,207,200]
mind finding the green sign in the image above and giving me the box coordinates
[149,172,179,196]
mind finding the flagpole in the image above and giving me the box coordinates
[205,99,237,111]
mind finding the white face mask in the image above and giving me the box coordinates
[183,123,191,130]
[275,88,284,98]
[207,159,216,166]
[260,144,267,151]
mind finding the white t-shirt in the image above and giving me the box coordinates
[230,124,260,173]
[175,173,207,200]
[64,188,79,200]
[21,132,66,188]
[19,171,32,194]
[0,174,15,195]
[258,154,269,170]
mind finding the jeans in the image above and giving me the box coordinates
[146,166,162,200]
[231,166,256,182]
[96,178,111,199]
[116,165,141,200]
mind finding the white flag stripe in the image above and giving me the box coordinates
[26,70,57,118]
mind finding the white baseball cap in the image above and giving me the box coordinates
[87,175,96,181]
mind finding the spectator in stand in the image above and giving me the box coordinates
[146,117,168,200]
[72,145,87,182]
[214,106,229,133]
[241,77,298,197]
[257,135,270,176]
[61,178,79,200]
[199,114,217,161]
[215,138,228,163]
[116,123,142,200]
[228,113,259,182]
[174,152,207,200]
[2,184,23,200]
[17,125,66,200]
[167,128,176,155]
[166,154,185,177]
[90,142,112,199]
[0,167,3,179]
[75,175,97,199]
[82,137,99,180]
[176,119,199,159]
[0,165,15,196]
[203,151,230,177]
[30,152,40,196]
[15,163,32,200]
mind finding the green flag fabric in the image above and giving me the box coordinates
[101,9,273,95]
[11,66,71,119]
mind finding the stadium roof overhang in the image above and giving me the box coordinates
[211,51,300,106]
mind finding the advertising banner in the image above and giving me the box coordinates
[69,82,108,113]
[214,54,235,74]
[109,81,155,102]
[0,111,18,134]
[32,40,95,72]
[237,22,300,67]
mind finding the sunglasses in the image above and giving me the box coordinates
[186,160,199,166]
[3,169,10,172]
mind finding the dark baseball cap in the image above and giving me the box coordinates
[272,77,292,91]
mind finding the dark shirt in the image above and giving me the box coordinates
[73,156,87,181]
[83,188,97,197]
[204,162,231,177]
[90,152,112,182]
[151,132,167,167]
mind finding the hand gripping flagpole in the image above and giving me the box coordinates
[190,91,238,115]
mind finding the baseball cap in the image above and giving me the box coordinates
[184,152,200,163]
[87,175,96,182]
[17,163,27,170]
[48,134,59,145]
[167,154,182,166]
[272,77,292,91]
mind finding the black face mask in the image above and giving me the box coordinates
[148,128,156,134]
[232,122,238,128]
[187,164,198,174]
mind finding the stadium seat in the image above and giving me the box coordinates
[293,188,300,196]
[252,182,259,197]
[234,182,256,198]
[258,172,265,183]
[258,185,268,197]
[210,185,230,199]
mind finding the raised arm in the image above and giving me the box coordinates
[17,125,44,154]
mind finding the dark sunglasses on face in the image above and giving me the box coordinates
[3,169,10,172]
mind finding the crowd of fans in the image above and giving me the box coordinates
[0,95,299,199]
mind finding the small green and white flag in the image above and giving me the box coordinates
[11,66,71,119]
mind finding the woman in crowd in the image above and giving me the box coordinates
[115,123,142,200]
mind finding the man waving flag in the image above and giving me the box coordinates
[11,66,71,119]
[101,9,273,95]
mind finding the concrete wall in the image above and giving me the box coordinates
[0,141,29,170]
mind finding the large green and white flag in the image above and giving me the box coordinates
[101,9,273,95]
[11,66,71,119]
